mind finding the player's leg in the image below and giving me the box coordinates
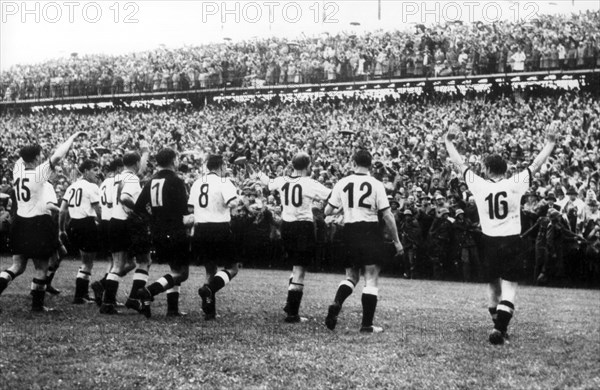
[166,264,189,317]
[91,220,113,305]
[198,225,236,320]
[100,250,128,314]
[91,259,113,306]
[31,257,51,312]
[73,250,95,304]
[125,251,151,312]
[487,278,502,327]
[139,261,189,318]
[359,264,383,333]
[0,255,28,296]
[494,279,517,336]
[284,265,307,323]
[46,250,63,295]
[198,260,218,320]
[325,267,359,331]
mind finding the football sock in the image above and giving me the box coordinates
[167,284,180,313]
[361,286,379,328]
[129,269,149,298]
[99,273,108,289]
[75,269,91,298]
[207,270,232,295]
[31,278,47,309]
[495,300,515,333]
[103,273,121,304]
[47,266,58,286]
[488,307,498,326]
[334,279,356,306]
[286,283,304,316]
[0,270,16,294]
[147,274,175,297]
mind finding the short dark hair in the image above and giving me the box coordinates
[155,148,177,168]
[19,145,42,163]
[123,152,141,167]
[107,158,124,172]
[353,149,372,168]
[484,154,507,176]
[292,152,311,171]
[206,154,224,171]
[78,159,99,173]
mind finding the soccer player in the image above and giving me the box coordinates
[259,152,331,323]
[91,158,123,306]
[0,131,85,312]
[189,154,239,321]
[100,148,150,315]
[59,160,102,304]
[135,148,192,318]
[44,171,65,296]
[444,121,557,345]
[324,150,403,333]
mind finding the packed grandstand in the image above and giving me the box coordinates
[1,11,599,286]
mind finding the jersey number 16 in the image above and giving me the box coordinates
[485,191,508,220]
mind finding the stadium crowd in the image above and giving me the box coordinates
[1,85,599,286]
[1,10,600,101]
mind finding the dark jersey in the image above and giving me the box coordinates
[134,169,188,236]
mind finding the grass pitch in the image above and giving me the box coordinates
[0,257,599,390]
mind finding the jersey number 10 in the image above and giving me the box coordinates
[485,191,508,220]
[281,183,302,207]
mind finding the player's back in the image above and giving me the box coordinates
[269,176,331,222]
[111,170,140,220]
[189,173,237,223]
[12,159,53,218]
[140,169,188,232]
[63,179,100,219]
[100,177,114,221]
[464,168,531,237]
[330,174,389,224]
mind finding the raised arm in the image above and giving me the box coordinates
[50,131,86,166]
[444,124,467,172]
[529,121,558,174]
[138,140,150,175]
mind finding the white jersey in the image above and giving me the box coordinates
[268,176,331,222]
[188,173,237,223]
[43,182,58,216]
[463,167,531,237]
[12,158,54,218]
[63,179,101,219]
[100,177,114,221]
[328,173,390,224]
[111,170,141,221]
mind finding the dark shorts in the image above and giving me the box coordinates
[109,219,130,253]
[68,217,99,253]
[281,221,316,267]
[152,229,190,268]
[127,216,151,256]
[99,220,111,254]
[192,223,235,267]
[341,222,385,268]
[482,234,524,282]
[10,215,58,259]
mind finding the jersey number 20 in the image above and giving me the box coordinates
[485,191,508,220]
